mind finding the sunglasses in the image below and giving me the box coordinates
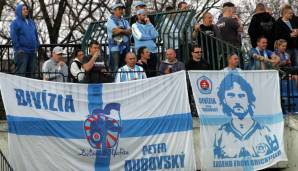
[193,51,203,53]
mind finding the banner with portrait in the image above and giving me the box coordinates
[188,70,287,171]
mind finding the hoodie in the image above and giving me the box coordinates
[248,12,275,50]
[10,3,39,53]
[132,22,158,53]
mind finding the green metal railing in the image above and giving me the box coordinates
[195,31,245,70]
[81,10,196,63]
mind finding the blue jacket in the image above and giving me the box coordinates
[106,15,130,53]
[249,48,273,70]
[10,3,39,53]
[132,22,158,53]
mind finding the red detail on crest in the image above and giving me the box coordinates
[106,139,111,148]
[200,80,209,89]
[108,132,117,142]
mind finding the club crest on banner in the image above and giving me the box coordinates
[84,103,121,151]
[197,76,212,94]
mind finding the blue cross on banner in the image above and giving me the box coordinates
[0,71,196,171]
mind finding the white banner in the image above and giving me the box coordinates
[188,70,287,171]
[0,71,196,171]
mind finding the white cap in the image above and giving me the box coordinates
[52,46,65,55]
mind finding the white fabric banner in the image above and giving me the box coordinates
[188,70,287,171]
[0,71,196,171]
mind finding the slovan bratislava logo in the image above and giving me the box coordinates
[197,76,212,94]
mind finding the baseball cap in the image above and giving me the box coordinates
[52,46,65,55]
[111,3,125,10]
[136,9,146,15]
[134,1,146,7]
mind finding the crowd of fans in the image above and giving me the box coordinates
[8,1,298,87]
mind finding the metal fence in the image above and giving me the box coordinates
[0,149,13,171]
[195,31,245,70]
[280,67,298,113]
[81,10,196,63]
[0,44,80,74]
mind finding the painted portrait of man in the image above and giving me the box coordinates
[214,73,279,159]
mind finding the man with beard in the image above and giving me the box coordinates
[214,73,279,159]
[132,9,159,76]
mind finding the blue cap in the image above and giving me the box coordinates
[111,3,125,10]
[136,9,146,15]
[134,1,146,7]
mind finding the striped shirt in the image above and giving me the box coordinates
[115,65,147,82]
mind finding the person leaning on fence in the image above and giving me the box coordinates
[132,9,159,77]
[186,45,210,70]
[192,12,221,40]
[107,3,131,72]
[223,53,241,72]
[115,52,146,82]
[10,2,39,78]
[83,40,111,83]
[192,12,221,69]
[159,48,185,75]
[136,46,150,77]
[42,46,68,82]
[249,37,280,70]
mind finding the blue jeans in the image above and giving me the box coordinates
[14,51,37,78]
[109,51,127,72]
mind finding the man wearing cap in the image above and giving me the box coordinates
[131,1,155,26]
[107,2,132,72]
[42,46,68,82]
[132,9,158,77]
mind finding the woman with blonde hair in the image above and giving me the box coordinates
[274,39,298,89]
[274,39,291,67]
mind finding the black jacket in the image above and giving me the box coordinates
[186,58,210,70]
[197,24,221,69]
[274,17,297,49]
[248,12,275,50]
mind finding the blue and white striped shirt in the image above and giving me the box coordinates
[115,65,147,82]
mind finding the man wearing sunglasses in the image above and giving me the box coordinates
[186,46,210,70]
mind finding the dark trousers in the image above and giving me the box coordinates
[148,53,158,77]
[14,51,37,78]
[287,48,298,66]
